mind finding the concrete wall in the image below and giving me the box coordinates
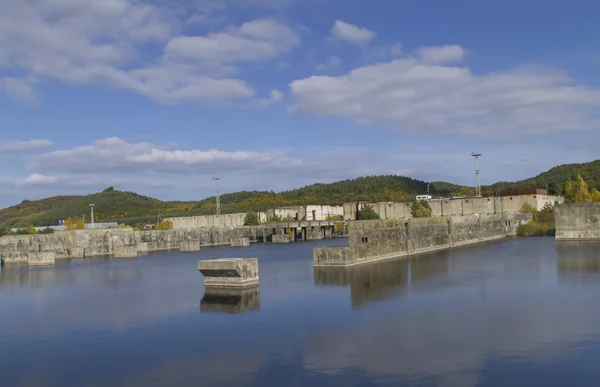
[305,205,344,221]
[166,213,267,229]
[314,213,533,267]
[555,203,600,240]
[0,226,265,266]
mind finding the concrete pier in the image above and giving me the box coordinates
[272,234,291,244]
[27,252,56,266]
[555,203,600,240]
[113,246,137,259]
[198,258,259,288]
[179,240,201,252]
[314,213,533,267]
[200,287,260,313]
[231,237,250,247]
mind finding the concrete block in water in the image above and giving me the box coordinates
[231,237,250,247]
[69,247,84,258]
[113,245,137,259]
[180,240,201,252]
[28,252,56,266]
[272,234,290,244]
[198,258,259,288]
[137,243,149,254]
[200,287,260,313]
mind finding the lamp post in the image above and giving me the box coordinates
[471,152,482,197]
[213,176,221,216]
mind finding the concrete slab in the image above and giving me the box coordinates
[113,245,137,259]
[200,287,260,313]
[272,234,290,244]
[28,252,56,266]
[198,258,259,288]
[180,240,201,252]
[231,237,250,247]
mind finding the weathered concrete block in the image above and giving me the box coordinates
[179,240,201,252]
[69,247,84,258]
[314,246,356,266]
[272,234,290,244]
[137,242,149,253]
[200,287,260,313]
[113,245,137,259]
[231,237,250,247]
[28,252,56,266]
[198,258,259,288]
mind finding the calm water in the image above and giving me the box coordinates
[2,238,600,386]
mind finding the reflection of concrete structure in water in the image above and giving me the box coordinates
[315,254,452,308]
[200,287,260,313]
[556,241,600,274]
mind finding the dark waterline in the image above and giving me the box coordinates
[2,238,600,386]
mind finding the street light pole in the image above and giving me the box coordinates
[89,204,95,225]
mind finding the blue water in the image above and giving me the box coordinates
[2,238,600,386]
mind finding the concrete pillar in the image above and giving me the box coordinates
[198,258,259,288]
[231,237,250,247]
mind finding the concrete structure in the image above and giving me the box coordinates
[166,213,267,229]
[179,240,201,252]
[267,205,343,221]
[113,245,137,259]
[345,194,563,221]
[200,287,260,313]
[0,226,266,267]
[27,251,56,266]
[313,213,532,267]
[197,258,259,288]
[555,203,600,240]
[231,237,250,247]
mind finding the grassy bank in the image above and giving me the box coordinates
[517,222,555,237]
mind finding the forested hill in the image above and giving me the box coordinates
[1,160,598,228]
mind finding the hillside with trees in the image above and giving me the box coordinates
[1,160,599,229]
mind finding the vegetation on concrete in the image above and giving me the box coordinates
[357,206,380,220]
[154,220,173,230]
[519,202,537,214]
[2,160,600,230]
[65,217,85,230]
[243,212,260,226]
[517,204,555,237]
[411,200,432,218]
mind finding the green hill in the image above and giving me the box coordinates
[1,160,598,228]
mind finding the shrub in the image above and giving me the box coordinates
[244,212,260,226]
[155,220,173,230]
[26,225,36,234]
[37,227,55,234]
[519,202,536,214]
[411,200,432,218]
[65,217,85,230]
[357,206,380,220]
[517,223,555,237]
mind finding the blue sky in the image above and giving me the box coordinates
[0,0,599,207]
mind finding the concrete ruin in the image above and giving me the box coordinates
[231,237,250,247]
[113,246,137,259]
[27,252,56,266]
[313,213,532,267]
[200,287,260,313]
[179,240,201,252]
[0,227,266,267]
[555,203,600,240]
[197,258,259,288]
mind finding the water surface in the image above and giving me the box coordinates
[2,238,600,386]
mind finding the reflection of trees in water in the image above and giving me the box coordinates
[200,287,260,314]
[557,241,600,274]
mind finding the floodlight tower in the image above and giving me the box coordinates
[89,204,95,225]
[471,152,482,197]
[213,176,221,216]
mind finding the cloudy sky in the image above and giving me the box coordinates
[1,0,599,207]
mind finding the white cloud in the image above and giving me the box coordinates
[28,137,309,174]
[164,19,300,66]
[289,53,600,139]
[330,20,375,45]
[0,77,36,101]
[317,56,342,72]
[418,45,466,63]
[0,139,54,152]
[0,1,296,104]
[15,173,59,186]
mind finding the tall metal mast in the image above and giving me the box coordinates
[471,152,482,197]
[213,176,221,216]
